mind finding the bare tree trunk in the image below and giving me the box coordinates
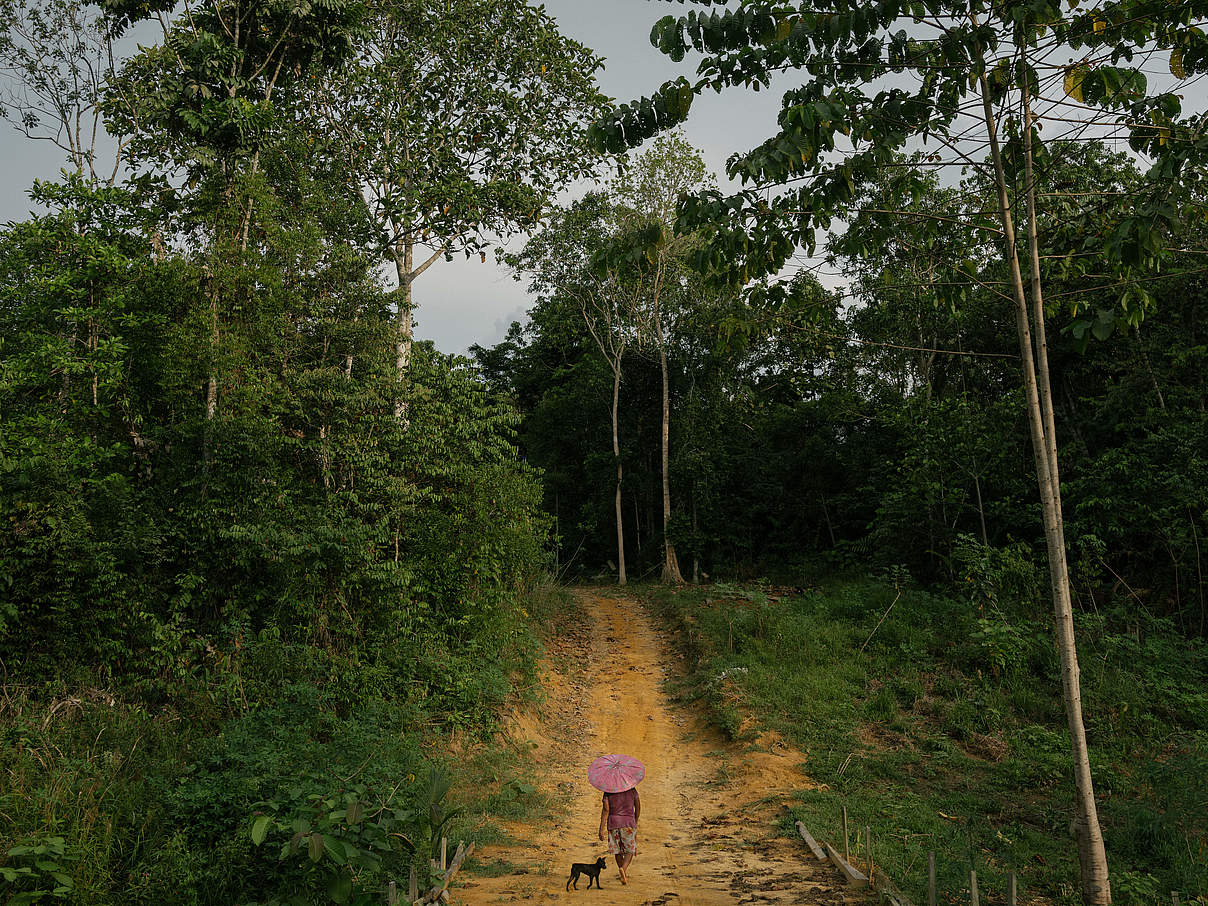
[634,487,642,553]
[88,315,98,407]
[655,311,684,584]
[820,493,837,547]
[1133,325,1166,412]
[1022,81,1110,906]
[973,473,989,546]
[394,242,414,421]
[319,423,331,490]
[611,364,627,586]
[978,59,1111,905]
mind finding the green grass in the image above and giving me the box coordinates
[640,579,1208,906]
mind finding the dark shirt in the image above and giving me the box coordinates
[604,788,638,830]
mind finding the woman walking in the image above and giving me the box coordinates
[598,784,640,884]
[588,754,645,885]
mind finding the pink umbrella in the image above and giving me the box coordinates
[588,754,645,793]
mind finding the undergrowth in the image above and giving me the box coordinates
[640,578,1208,906]
[0,583,572,905]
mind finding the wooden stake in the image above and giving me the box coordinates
[441,837,447,871]
[409,865,418,903]
[842,805,850,865]
[1172,893,1181,906]
[928,852,937,906]
[865,826,873,883]
[1008,872,1017,906]
[970,870,979,906]
[387,880,398,906]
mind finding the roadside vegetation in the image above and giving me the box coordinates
[641,578,1208,906]
[0,0,596,900]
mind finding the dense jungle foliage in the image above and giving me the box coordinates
[478,139,1208,638]
[0,0,600,902]
[5,0,1208,903]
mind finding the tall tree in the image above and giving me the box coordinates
[307,0,608,416]
[95,0,369,482]
[507,193,648,585]
[612,132,712,584]
[595,1,1208,898]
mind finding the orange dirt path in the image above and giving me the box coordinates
[456,589,860,906]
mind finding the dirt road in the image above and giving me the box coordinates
[457,590,856,906]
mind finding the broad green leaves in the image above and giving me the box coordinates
[589,78,695,156]
[594,0,1208,332]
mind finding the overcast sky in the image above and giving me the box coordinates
[2,2,1204,354]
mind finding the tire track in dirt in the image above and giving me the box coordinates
[457,589,865,906]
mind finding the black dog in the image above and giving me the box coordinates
[566,856,607,890]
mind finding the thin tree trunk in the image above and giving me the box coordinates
[612,364,627,586]
[691,489,700,584]
[206,279,219,423]
[394,242,414,421]
[88,315,98,407]
[820,493,837,547]
[319,423,331,490]
[977,57,1111,905]
[655,310,683,584]
[973,472,989,546]
[1189,507,1206,636]
[634,487,642,553]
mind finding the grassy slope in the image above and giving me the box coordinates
[0,585,570,905]
[639,580,1208,906]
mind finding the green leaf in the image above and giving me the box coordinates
[327,872,354,904]
[322,834,347,864]
[251,815,272,846]
[1170,48,1186,80]
[308,833,324,863]
[1063,65,1085,102]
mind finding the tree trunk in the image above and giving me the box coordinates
[394,242,414,421]
[691,489,699,584]
[973,472,989,546]
[206,279,219,423]
[634,487,642,553]
[979,60,1111,905]
[1133,325,1166,412]
[655,311,684,584]
[612,364,627,586]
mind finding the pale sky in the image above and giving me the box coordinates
[2,2,1204,353]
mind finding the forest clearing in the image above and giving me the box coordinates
[4,0,1208,904]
